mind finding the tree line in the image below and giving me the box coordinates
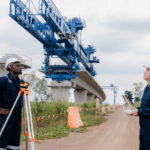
[124,82,144,103]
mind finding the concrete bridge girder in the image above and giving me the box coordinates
[50,71,106,104]
[72,77,103,101]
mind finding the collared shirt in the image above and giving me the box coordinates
[138,85,150,137]
[0,72,23,114]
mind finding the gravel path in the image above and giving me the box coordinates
[21,108,139,150]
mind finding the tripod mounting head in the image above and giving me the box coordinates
[20,81,29,89]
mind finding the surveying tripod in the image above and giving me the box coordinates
[0,82,36,150]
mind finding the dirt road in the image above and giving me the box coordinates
[21,108,140,150]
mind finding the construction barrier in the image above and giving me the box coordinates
[113,105,116,110]
[68,107,84,129]
[102,106,106,114]
[108,105,111,111]
[96,98,100,109]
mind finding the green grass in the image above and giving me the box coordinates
[80,101,96,108]
[35,123,70,139]
[21,101,113,141]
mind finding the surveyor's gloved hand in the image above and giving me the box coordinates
[129,108,138,116]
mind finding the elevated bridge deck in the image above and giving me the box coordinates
[50,70,106,103]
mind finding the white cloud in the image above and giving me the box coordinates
[1,0,150,104]
[96,51,149,74]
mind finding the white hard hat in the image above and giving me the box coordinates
[5,58,21,70]
[144,65,150,69]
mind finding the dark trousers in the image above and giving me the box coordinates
[0,114,21,150]
[139,132,150,150]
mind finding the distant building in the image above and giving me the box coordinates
[0,53,32,76]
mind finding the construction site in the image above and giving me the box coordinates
[0,0,150,150]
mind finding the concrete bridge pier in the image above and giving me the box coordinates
[0,69,7,76]
[96,98,100,109]
[87,94,95,101]
[50,71,106,104]
[74,90,88,104]
[72,71,106,104]
[50,81,71,102]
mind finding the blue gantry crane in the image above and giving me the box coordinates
[9,0,99,81]
[101,84,118,105]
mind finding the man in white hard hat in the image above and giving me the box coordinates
[129,65,150,150]
[0,58,23,150]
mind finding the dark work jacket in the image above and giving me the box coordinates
[138,85,150,139]
[0,72,23,115]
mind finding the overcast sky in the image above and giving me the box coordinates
[1,0,150,104]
